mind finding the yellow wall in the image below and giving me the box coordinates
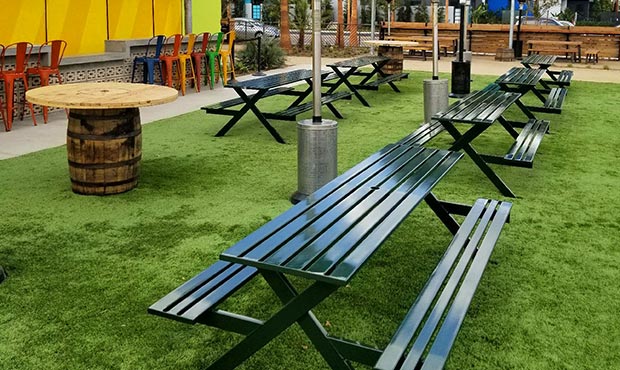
[0,0,210,56]
[0,1,46,46]
[192,0,222,34]
[47,0,108,55]
[108,0,154,40]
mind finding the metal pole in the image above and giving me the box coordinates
[370,0,376,54]
[463,0,470,52]
[458,1,465,62]
[509,0,515,49]
[388,4,391,36]
[253,36,266,76]
[312,0,322,122]
[184,0,192,34]
[516,2,524,59]
[432,0,439,79]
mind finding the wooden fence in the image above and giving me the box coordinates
[383,22,620,60]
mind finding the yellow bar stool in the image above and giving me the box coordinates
[219,31,236,85]
[177,33,198,95]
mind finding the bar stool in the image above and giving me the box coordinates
[0,44,6,127]
[219,31,236,85]
[26,39,67,123]
[131,35,165,84]
[0,42,37,131]
[159,34,183,90]
[191,32,210,88]
[177,33,198,95]
[205,32,224,90]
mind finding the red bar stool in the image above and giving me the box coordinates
[159,34,183,90]
[0,42,37,131]
[26,39,67,123]
[191,32,210,89]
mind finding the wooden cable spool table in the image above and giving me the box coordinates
[26,82,178,195]
[364,39,419,74]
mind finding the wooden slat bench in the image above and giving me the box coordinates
[149,142,512,370]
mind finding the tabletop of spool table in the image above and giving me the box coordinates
[26,82,178,109]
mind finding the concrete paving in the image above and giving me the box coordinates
[1,54,618,160]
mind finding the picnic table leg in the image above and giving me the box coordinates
[513,99,538,121]
[327,67,371,107]
[372,62,402,93]
[215,89,286,144]
[205,279,347,370]
[442,120,517,198]
[262,271,355,370]
[424,193,463,235]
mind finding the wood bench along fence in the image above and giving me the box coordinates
[382,23,620,60]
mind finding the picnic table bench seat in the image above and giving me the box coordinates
[481,118,549,168]
[545,70,573,87]
[356,72,409,91]
[201,86,294,113]
[149,141,512,370]
[262,91,353,121]
[375,198,511,370]
[526,87,567,114]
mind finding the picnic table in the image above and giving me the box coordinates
[520,54,573,88]
[496,67,567,115]
[149,143,512,370]
[324,55,409,107]
[202,69,351,144]
[432,84,549,198]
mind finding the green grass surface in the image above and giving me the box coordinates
[1,72,620,370]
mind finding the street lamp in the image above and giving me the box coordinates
[515,0,527,59]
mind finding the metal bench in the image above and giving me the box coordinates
[526,87,567,114]
[545,70,573,87]
[149,142,512,370]
[356,72,409,91]
[263,91,353,121]
[201,86,294,113]
[481,118,549,168]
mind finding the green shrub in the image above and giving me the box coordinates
[237,37,286,71]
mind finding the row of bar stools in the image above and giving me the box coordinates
[585,49,599,64]
[0,42,37,131]
[159,33,199,96]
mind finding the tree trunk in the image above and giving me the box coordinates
[349,0,358,46]
[337,0,344,47]
[280,0,291,50]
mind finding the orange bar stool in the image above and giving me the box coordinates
[0,42,37,131]
[219,31,236,85]
[159,34,183,90]
[26,39,67,123]
[0,44,6,127]
[177,33,198,95]
[191,32,210,89]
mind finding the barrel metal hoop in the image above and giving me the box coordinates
[68,110,139,121]
[68,155,142,169]
[71,177,138,188]
[67,129,141,140]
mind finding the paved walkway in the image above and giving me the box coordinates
[1,54,618,160]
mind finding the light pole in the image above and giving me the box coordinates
[423,0,449,124]
[515,0,526,59]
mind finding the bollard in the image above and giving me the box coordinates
[253,36,266,77]
[291,119,338,204]
[424,79,449,124]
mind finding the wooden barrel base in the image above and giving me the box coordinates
[378,45,404,75]
[66,108,142,195]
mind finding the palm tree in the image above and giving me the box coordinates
[337,0,344,47]
[280,0,292,50]
[349,0,359,46]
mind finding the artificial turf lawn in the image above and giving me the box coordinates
[1,71,619,370]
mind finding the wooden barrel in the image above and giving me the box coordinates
[66,108,142,195]
[378,45,404,75]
